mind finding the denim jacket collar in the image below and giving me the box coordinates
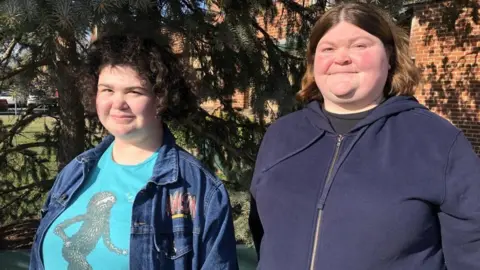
[75,124,179,186]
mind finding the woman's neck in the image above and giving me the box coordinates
[323,94,385,115]
[111,126,164,165]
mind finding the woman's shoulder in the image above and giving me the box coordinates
[253,108,322,173]
[176,146,222,186]
[267,108,310,131]
[397,107,461,138]
[262,107,321,149]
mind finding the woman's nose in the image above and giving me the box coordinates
[333,48,352,65]
[111,93,128,109]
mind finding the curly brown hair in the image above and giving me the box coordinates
[80,34,196,119]
[297,2,420,103]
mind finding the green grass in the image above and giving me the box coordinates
[1,115,58,225]
[1,115,55,145]
[0,115,54,129]
[0,115,57,169]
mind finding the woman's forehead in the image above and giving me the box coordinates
[318,22,377,43]
[98,65,151,88]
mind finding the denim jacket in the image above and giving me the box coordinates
[30,126,238,270]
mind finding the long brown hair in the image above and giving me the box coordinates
[297,2,420,103]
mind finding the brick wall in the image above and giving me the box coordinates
[256,1,292,40]
[230,1,301,112]
[207,0,308,113]
[409,0,480,153]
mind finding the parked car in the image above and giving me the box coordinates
[0,98,8,111]
[27,91,57,108]
[0,91,26,107]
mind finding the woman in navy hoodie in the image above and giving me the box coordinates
[249,2,480,270]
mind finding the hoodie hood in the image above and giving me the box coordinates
[304,96,428,134]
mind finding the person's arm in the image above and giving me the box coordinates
[201,184,238,270]
[248,194,263,260]
[249,126,275,262]
[40,191,52,218]
[30,170,64,270]
[438,132,480,269]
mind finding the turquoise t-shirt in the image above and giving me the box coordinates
[42,143,158,269]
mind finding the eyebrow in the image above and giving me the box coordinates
[97,84,147,91]
[318,36,373,46]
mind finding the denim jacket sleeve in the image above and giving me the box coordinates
[200,184,238,270]
[439,131,480,269]
[39,167,65,218]
[39,189,53,218]
[29,165,66,270]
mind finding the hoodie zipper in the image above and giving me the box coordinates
[309,134,343,270]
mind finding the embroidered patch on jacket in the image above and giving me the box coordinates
[167,192,197,219]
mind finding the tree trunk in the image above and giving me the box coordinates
[55,33,85,170]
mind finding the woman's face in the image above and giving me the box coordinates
[96,65,160,142]
[313,21,390,113]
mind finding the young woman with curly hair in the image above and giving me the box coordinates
[30,35,238,270]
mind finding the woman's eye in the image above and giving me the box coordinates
[321,47,334,53]
[100,88,113,93]
[353,43,367,49]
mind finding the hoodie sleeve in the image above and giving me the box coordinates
[438,131,480,269]
[249,126,273,259]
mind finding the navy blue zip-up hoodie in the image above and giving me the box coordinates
[250,96,480,270]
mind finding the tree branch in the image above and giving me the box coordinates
[250,19,304,61]
[0,190,33,214]
[0,179,53,197]
[275,0,320,24]
[0,141,56,157]
[196,103,258,129]
[0,58,49,81]
[0,110,52,144]
[0,36,19,64]
[76,39,89,55]
[179,116,255,164]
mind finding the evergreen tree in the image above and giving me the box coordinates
[0,0,409,246]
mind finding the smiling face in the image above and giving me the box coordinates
[96,65,160,143]
[313,21,390,113]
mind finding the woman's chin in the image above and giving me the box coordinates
[329,88,356,99]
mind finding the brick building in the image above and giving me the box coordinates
[236,0,480,152]
[409,0,480,152]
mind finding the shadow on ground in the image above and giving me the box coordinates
[0,250,30,270]
[0,245,257,270]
